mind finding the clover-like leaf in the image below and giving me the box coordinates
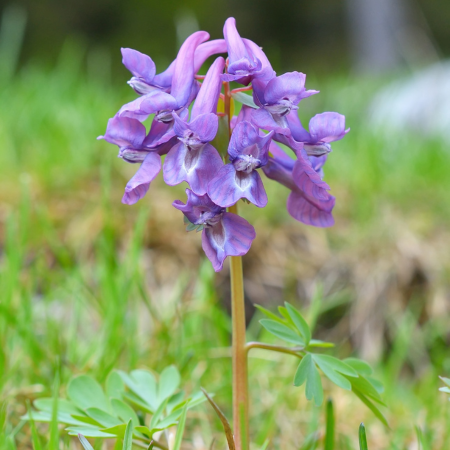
[67,376,110,413]
[260,319,305,346]
[293,354,323,406]
[158,366,181,403]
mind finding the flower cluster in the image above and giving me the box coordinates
[99,17,348,271]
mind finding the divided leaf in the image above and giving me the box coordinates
[158,366,181,403]
[293,354,323,406]
[260,319,305,346]
[284,302,311,345]
[313,355,358,391]
[67,376,110,413]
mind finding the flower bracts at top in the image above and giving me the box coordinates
[99,17,349,271]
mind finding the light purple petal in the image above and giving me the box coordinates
[309,112,349,143]
[172,112,189,137]
[202,212,256,272]
[208,164,268,208]
[122,152,161,205]
[264,72,307,105]
[143,120,175,148]
[98,116,146,148]
[251,108,290,135]
[118,90,178,119]
[242,39,275,79]
[171,31,210,107]
[189,113,219,142]
[287,190,335,227]
[153,59,175,89]
[163,142,223,195]
[223,18,248,63]
[268,141,295,170]
[292,151,331,201]
[191,57,225,118]
[286,112,311,142]
[194,39,227,72]
[229,121,259,158]
[121,48,156,84]
[262,156,296,189]
[173,189,222,224]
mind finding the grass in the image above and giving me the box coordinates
[0,40,449,449]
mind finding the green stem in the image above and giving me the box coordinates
[245,342,304,358]
[224,77,248,450]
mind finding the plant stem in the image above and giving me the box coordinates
[245,341,304,358]
[224,75,249,450]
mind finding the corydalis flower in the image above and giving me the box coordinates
[163,57,225,195]
[263,142,335,227]
[173,189,256,271]
[252,72,318,135]
[208,120,273,207]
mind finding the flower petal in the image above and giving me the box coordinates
[163,142,223,195]
[118,90,178,120]
[122,152,161,205]
[188,113,219,143]
[121,48,156,84]
[171,31,210,107]
[208,164,268,208]
[292,151,331,201]
[309,112,349,143]
[98,116,146,149]
[251,108,290,135]
[287,190,335,227]
[264,72,313,105]
[202,212,256,271]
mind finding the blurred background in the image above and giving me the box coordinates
[0,0,450,448]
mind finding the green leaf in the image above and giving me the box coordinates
[254,304,287,324]
[158,366,180,404]
[260,319,305,346]
[366,377,384,394]
[67,375,110,413]
[71,414,103,426]
[111,398,140,428]
[312,354,358,391]
[231,91,257,109]
[128,370,158,410]
[285,302,311,345]
[172,403,188,450]
[277,306,296,327]
[299,431,320,450]
[100,424,127,438]
[77,434,95,450]
[352,389,388,428]
[293,354,323,406]
[347,376,385,405]
[33,398,80,415]
[85,408,122,428]
[343,358,373,376]
[324,398,334,450]
[66,426,116,438]
[439,376,450,387]
[27,403,43,450]
[201,388,235,450]
[106,372,125,400]
[122,392,153,414]
[122,420,133,450]
[167,391,184,413]
[439,387,450,394]
[358,423,368,450]
[149,398,168,429]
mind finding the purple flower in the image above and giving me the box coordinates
[252,72,318,135]
[163,57,225,195]
[208,120,273,207]
[262,142,335,227]
[98,116,176,204]
[173,189,256,271]
[221,18,262,85]
[118,31,210,123]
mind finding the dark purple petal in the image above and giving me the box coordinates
[287,190,335,227]
[143,120,175,148]
[171,31,210,107]
[202,212,256,272]
[122,152,161,205]
[292,151,331,201]
[173,189,222,224]
[208,164,267,208]
[268,141,295,171]
[262,157,296,190]
[121,48,156,84]
[163,142,223,195]
[309,112,349,143]
[285,112,311,142]
[98,116,146,149]
[191,57,225,118]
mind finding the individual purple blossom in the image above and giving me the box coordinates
[173,189,256,271]
[221,18,262,85]
[98,116,177,204]
[122,39,227,95]
[163,57,225,195]
[208,120,273,207]
[252,72,318,135]
[262,142,335,227]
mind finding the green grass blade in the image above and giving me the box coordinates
[172,403,188,450]
[324,398,334,450]
[358,423,368,450]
